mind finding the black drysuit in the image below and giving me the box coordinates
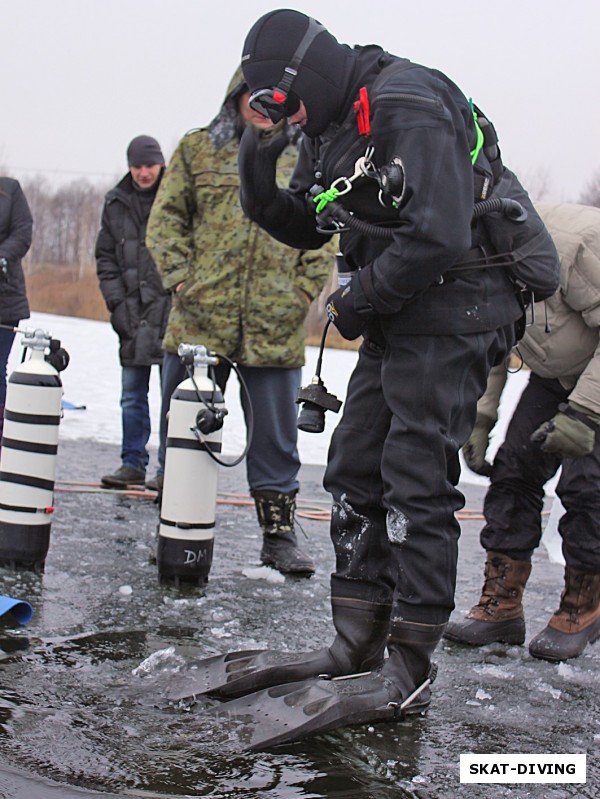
[241,45,530,625]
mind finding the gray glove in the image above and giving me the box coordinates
[462,413,495,476]
[530,401,600,459]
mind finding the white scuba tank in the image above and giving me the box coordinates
[0,329,64,571]
[157,344,226,586]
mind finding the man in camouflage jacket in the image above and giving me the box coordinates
[147,68,332,575]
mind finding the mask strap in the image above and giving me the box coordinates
[276,18,326,97]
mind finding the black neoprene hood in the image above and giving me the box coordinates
[241,9,350,137]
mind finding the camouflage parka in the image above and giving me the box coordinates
[146,73,332,367]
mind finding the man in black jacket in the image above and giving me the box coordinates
[0,177,33,447]
[189,10,559,746]
[96,136,171,488]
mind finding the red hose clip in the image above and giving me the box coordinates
[354,87,371,136]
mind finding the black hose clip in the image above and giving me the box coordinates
[45,339,70,372]
[194,406,228,435]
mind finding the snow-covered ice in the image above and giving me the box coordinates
[7,312,562,558]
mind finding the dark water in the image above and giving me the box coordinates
[0,440,598,798]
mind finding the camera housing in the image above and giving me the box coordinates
[296,378,342,434]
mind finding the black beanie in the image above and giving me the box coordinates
[126,135,165,167]
[241,9,351,137]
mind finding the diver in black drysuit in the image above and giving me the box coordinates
[173,10,559,748]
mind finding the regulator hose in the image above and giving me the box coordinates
[186,353,254,468]
[314,193,527,241]
[471,197,527,222]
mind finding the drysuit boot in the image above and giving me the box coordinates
[168,592,392,702]
[529,568,600,661]
[165,497,394,702]
[378,619,446,710]
[214,619,445,750]
[252,489,315,575]
[443,551,532,645]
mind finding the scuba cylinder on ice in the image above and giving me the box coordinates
[0,327,69,572]
[157,344,227,586]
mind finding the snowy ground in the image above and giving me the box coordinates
[7,312,533,469]
[7,312,563,560]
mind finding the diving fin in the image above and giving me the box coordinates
[207,665,437,750]
[167,647,339,703]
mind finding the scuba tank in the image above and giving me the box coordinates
[157,344,227,586]
[0,327,69,572]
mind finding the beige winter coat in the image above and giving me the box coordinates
[479,202,600,419]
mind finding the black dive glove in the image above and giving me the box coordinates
[238,123,289,219]
[530,401,600,459]
[325,284,367,341]
[462,413,495,476]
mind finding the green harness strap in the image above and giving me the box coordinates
[469,98,485,165]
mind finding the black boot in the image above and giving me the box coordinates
[212,618,445,749]
[380,619,446,711]
[168,590,392,702]
[252,489,315,575]
[166,498,394,702]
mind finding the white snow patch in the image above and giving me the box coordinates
[537,682,561,699]
[118,585,133,596]
[475,688,491,700]
[472,664,514,680]
[132,646,181,676]
[387,507,409,544]
[557,662,591,682]
[242,566,286,583]
[209,627,233,638]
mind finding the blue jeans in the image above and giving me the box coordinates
[121,365,160,472]
[158,351,301,493]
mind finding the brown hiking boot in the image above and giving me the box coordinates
[529,568,600,661]
[444,551,532,645]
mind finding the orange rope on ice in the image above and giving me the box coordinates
[54,480,549,524]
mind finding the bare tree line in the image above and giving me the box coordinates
[17,167,600,272]
[20,177,110,276]
[5,166,600,328]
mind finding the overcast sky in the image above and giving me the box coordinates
[2,0,598,201]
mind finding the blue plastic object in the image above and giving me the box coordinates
[0,595,33,624]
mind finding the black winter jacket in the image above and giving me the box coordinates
[96,171,171,366]
[242,46,525,336]
[0,177,33,324]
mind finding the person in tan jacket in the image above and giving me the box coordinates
[445,202,600,661]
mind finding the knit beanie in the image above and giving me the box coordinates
[126,135,165,167]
